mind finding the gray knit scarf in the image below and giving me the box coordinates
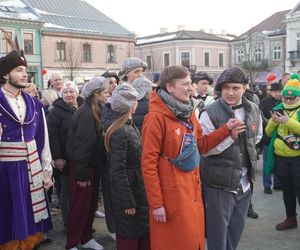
[158,88,194,120]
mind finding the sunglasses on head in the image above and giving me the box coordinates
[283,96,297,101]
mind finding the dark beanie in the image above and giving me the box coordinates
[270,82,283,91]
[193,72,213,85]
[215,67,248,91]
[0,50,27,83]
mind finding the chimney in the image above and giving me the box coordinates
[199,28,205,32]
[209,29,213,34]
[177,25,185,31]
[221,29,226,35]
[160,28,168,34]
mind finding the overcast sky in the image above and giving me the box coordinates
[85,0,299,37]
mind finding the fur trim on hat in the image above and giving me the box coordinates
[0,50,27,82]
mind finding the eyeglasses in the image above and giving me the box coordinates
[283,96,297,102]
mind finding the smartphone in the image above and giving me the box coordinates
[276,109,284,115]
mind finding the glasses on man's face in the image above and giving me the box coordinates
[283,96,297,102]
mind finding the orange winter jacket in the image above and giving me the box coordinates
[141,92,230,250]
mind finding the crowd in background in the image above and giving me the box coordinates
[1,43,300,250]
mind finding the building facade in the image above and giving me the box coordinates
[135,28,232,80]
[286,2,300,72]
[26,0,135,88]
[230,10,288,84]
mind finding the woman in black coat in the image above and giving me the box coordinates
[47,81,83,230]
[102,84,149,250]
[66,77,109,250]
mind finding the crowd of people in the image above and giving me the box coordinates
[1,41,300,250]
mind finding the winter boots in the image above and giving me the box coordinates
[276,216,297,231]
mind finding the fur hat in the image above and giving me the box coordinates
[193,72,213,85]
[81,76,108,98]
[282,77,300,97]
[0,50,27,83]
[121,57,147,80]
[132,76,152,100]
[109,83,138,114]
[215,67,248,91]
[62,81,79,95]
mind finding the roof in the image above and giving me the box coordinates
[0,0,41,23]
[25,0,134,39]
[234,10,290,41]
[137,30,230,46]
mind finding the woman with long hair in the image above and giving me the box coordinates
[102,84,150,250]
[66,77,109,250]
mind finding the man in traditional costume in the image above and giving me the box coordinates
[0,47,53,249]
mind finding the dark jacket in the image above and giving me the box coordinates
[47,97,83,174]
[102,104,149,238]
[203,97,261,191]
[67,100,104,181]
[133,96,149,133]
[259,95,282,145]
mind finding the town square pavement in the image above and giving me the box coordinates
[39,156,300,250]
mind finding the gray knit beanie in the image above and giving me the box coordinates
[109,83,138,114]
[81,76,108,98]
[121,57,147,80]
[132,76,152,100]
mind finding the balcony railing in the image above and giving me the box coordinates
[288,50,300,60]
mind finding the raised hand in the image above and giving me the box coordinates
[226,118,244,131]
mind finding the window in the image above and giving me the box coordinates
[204,52,210,67]
[272,43,281,60]
[146,55,152,69]
[254,44,263,62]
[297,33,300,51]
[164,53,170,67]
[1,30,12,53]
[107,44,116,63]
[219,53,224,67]
[56,41,66,61]
[82,43,91,62]
[236,48,244,63]
[24,33,33,54]
[181,52,190,68]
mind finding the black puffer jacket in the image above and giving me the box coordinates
[67,100,105,181]
[47,97,83,174]
[133,96,149,133]
[102,104,149,238]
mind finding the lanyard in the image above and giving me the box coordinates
[178,120,194,132]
